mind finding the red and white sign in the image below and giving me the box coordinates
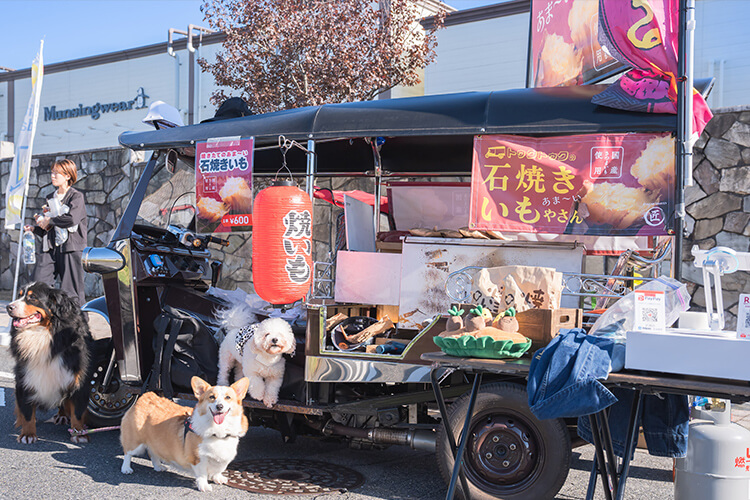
[195,137,254,234]
[634,290,666,332]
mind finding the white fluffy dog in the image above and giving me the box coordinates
[217,302,296,407]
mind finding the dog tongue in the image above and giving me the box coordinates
[213,411,226,425]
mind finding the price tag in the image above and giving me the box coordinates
[221,214,253,227]
[633,290,666,332]
[738,294,750,339]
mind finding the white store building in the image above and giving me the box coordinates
[1,0,749,158]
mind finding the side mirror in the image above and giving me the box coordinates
[166,149,179,173]
[82,247,126,274]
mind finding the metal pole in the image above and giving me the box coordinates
[369,139,382,238]
[306,139,316,200]
[674,0,693,281]
[11,167,33,300]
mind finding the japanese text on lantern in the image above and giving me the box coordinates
[282,209,312,284]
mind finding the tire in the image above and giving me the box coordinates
[86,339,139,427]
[436,381,571,500]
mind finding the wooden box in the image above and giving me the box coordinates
[517,308,582,348]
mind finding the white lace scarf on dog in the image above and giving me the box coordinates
[235,323,259,356]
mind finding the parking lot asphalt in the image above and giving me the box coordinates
[0,296,748,499]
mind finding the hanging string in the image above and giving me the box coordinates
[275,135,315,182]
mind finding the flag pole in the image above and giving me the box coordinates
[7,40,44,301]
[11,156,35,300]
[674,0,694,281]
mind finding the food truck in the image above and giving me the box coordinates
[80,84,709,499]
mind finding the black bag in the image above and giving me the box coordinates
[150,305,219,398]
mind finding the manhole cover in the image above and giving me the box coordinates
[225,458,365,495]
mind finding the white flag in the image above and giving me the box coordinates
[5,40,44,229]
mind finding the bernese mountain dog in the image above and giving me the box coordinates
[7,282,94,444]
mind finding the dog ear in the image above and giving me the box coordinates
[48,287,78,325]
[231,377,250,400]
[191,376,211,398]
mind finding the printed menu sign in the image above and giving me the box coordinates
[469,133,675,236]
[195,137,254,233]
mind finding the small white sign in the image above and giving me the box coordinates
[634,289,666,331]
[738,294,750,339]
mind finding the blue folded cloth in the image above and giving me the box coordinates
[527,328,618,420]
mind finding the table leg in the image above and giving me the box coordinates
[446,372,483,500]
[588,413,614,500]
[614,389,643,500]
[586,454,599,499]
[598,410,620,494]
[430,367,471,496]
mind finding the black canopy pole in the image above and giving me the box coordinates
[675,0,695,281]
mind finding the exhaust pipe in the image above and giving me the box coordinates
[320,421,436,452]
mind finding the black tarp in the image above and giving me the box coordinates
[119,85,680,174]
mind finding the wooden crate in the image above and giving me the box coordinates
[517,308,582,348]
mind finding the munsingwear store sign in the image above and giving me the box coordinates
[43,87,149,121]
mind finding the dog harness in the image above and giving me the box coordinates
[184,416,196,441]
[235,324,259,356]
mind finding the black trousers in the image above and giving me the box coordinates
[33,248,85,306]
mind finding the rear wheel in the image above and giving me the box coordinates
[436,381,571,500]
[86,339,139,427]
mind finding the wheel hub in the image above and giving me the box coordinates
[88,361,138,418]
[469,414,538,485]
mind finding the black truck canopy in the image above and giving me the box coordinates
[119,85,680,175]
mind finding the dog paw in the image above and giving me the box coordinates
[121,464,134,474]
[17,434,37,444]
[263,395,278,407]
[53,414,70,426]
[196,479,213,492]
[152,461,165,472]
[70,433,89,444]
[212,473,228,485]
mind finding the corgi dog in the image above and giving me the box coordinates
[120,376,250,491]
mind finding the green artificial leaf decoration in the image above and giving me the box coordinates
[469,304,485,317]
[448,306,464,317]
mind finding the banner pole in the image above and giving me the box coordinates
[11,171,33,300]
[674,0,693,281]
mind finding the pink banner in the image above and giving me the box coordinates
[195,137,254,234]
[594,0,713,135]
[530,0,621,87]
[469,133,675,236]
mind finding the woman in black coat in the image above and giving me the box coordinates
[27,159,88,306]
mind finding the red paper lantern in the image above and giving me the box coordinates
[252,180,313,305]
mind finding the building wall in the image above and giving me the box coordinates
[683,106,750,330]
[695,0,750,109]
[425,12,529,95]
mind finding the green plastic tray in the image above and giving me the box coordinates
[433,334,532,359]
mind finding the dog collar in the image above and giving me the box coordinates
[235,323,259,356]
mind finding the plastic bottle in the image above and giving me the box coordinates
[22,229,36,265]
[375,341,407,354]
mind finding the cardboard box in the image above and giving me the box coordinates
[517,308,582,348]
[625,329,750,381]
[452,305,581,348]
